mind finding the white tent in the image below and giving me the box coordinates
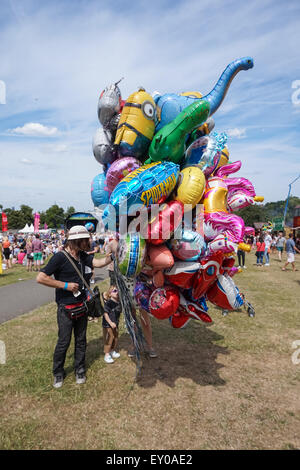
[18,223,34,233]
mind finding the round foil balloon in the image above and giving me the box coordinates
[169,229,206,261]
[105,157,141,193]
[174,166,206,208]
[85,222,95,232]
[118,233,146,277]
[149,286,180,320]
[134,281,153,312]
[91,173,110,207]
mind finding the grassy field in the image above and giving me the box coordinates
[0,252,299,450]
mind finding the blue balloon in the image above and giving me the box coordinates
[91,173,110,207]
[103,161,180,220]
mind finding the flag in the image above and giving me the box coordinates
[1,212,8,232]
[34,212,40,232]
[44,223,48,230]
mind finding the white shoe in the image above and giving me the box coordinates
[104,353,114,364]
[243,266,247,269]
[111,351,120,359]
[265,263,270,266]
[90,279,95,284]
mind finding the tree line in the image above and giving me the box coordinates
[236,196,300,227]
[0,204,76,230]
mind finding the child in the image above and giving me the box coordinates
[102,286,122,364]
[255,236,265,266]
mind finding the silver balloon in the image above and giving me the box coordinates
[97,81,122,128]
[92,127,117,165]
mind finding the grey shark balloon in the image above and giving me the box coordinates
[154,57,254,131]
[92,127,117,165]
[97,78,123,129]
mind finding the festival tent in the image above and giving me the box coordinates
[18,224,34,233]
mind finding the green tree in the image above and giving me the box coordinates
[45,204,65,228]
[64,206,76,219]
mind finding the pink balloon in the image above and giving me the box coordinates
[105,157,141,192]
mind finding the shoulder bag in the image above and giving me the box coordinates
[63,250,104,318]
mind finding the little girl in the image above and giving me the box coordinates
[102,286,122,364]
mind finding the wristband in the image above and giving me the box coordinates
[64,282,68,291]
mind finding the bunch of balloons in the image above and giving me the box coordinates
[90,57,262,328]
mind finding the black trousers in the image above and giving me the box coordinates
[53,304,88,377]
[237,250,245,267]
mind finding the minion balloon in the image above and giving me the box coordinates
[114,87,156,161]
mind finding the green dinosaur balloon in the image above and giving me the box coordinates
[145,100,210,165]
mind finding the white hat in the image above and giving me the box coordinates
[67,225,90,240]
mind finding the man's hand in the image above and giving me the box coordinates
[67,282,79,293]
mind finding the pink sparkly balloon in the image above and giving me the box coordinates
[105,157,141,193]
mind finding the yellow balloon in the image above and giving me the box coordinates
[115,87,156,159]
[175,166,206,208]
[216,145,229,170]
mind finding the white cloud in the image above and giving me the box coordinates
[20,157,33,165]
[226,128,247,139]
[9,123,58,137]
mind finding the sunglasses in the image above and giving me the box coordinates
[111,288,118,293]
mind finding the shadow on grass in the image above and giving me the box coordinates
[124,322,227,389]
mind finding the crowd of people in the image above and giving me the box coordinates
[242,230,300,271]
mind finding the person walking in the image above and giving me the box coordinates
[26,236,34,272]
[276,232,286,262]
[282,233,300,272]
[36,225,115,389]
[2,237,12,269]
[255,236,265,267]
[32,234,44,271]
[263,231,272,266]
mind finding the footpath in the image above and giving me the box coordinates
[0,267,108,325]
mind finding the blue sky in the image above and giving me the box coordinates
[0,0,300,212]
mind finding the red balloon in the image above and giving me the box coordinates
[164,261,200,289]
[147,201,184,245]
[192,251,224,299]
[169,307,191,329]
[149,286,180,320]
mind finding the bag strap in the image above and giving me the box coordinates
[62,250,94,296]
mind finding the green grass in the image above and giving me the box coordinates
[0,253,299,450]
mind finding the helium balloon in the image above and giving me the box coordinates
[185,132,227,177]
[149,286,180,320]
[179,294,212,323]
[206,274,244,311]
[154,57,254,131]
[91,173,110,207]
[118,233,147,277]
[97,80,122,128]
[114,87,156,161]
[105,157,141,193]
[192,251,224,299]
[105,161,180,218]
[164,261,200,289]
[92,127,117,165]
[174,166,206,208]
[168,229,206,261]
[144,244,174,272]
[169,310,191,329]
[146,100,210,165]
[85,222,95,232]
[147,200,184,245]
[134,281,153,312]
